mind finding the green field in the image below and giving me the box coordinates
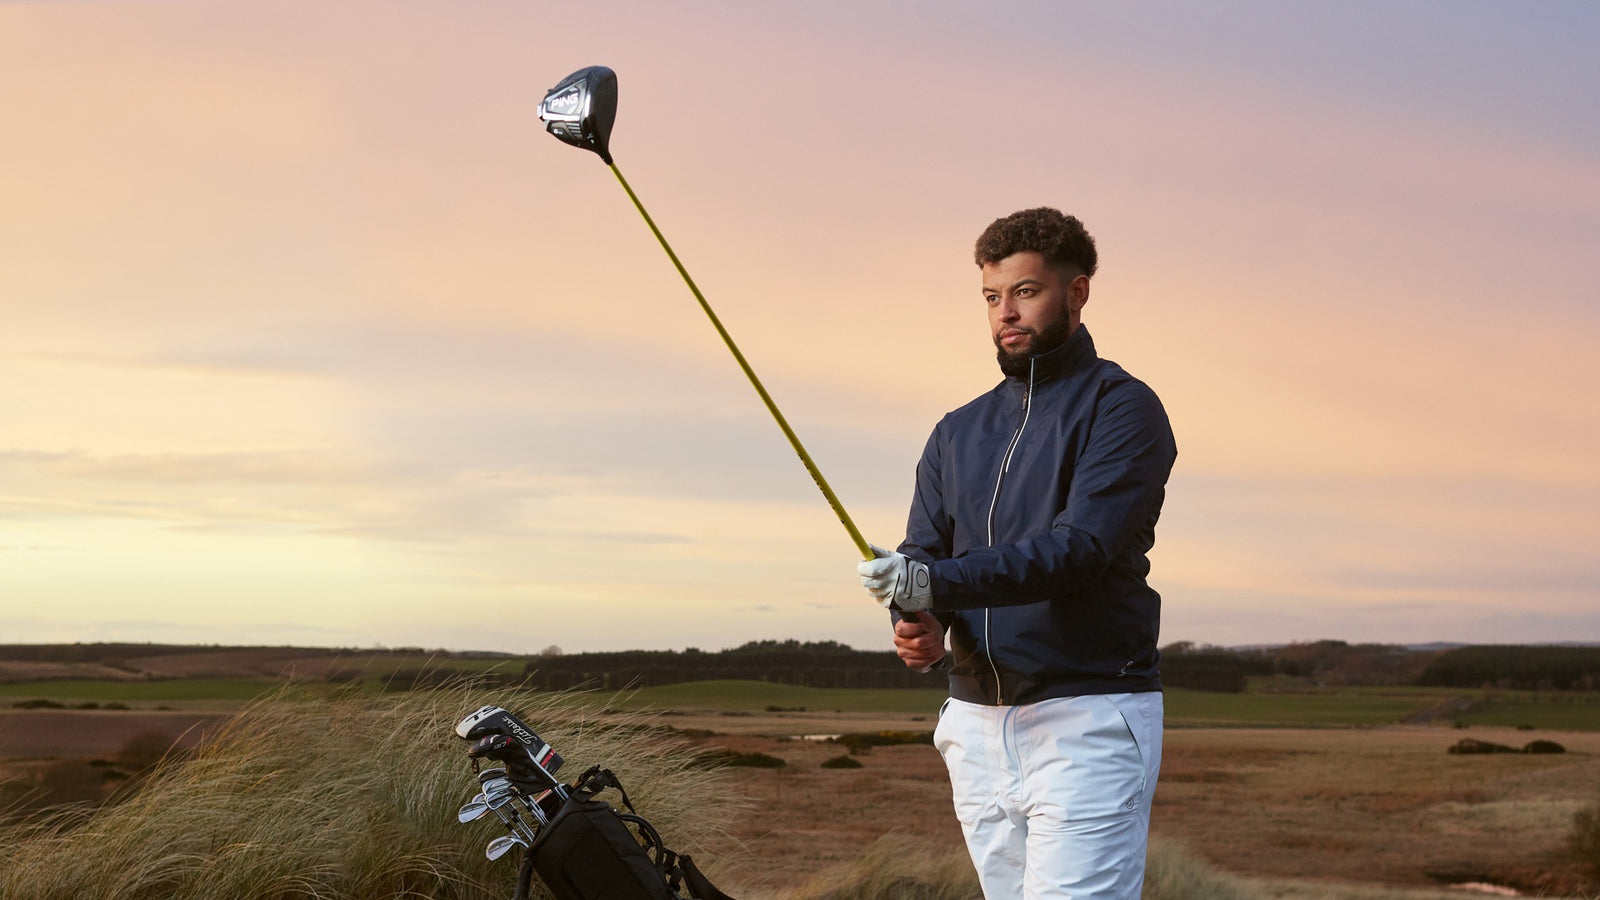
[1165,687,1447,727]
[615,682,1600,731]
[601,681,1600,730]
[1175,686,1600,730]
[1452,691,1600,731]
[608,680,1447,727]
[5,676,1600,731]
[608,680,948,714]
[610,681,1432,724]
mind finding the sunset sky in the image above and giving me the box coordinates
[4,1,1597,654]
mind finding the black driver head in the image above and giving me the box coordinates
[537,65,617,164]
[455,705,565,775]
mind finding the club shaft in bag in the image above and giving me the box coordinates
[608,162,874,563]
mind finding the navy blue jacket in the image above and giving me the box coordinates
[899,326,1176,706]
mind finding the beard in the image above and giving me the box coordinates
[994,314,1075,378]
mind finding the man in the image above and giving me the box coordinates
[859,208,1176,899]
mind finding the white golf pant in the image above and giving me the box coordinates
[933,692,1163,900]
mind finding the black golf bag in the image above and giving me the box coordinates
[453,705,735,900]
[519,766,732,900]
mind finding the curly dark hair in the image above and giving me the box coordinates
[974,207,1097,278]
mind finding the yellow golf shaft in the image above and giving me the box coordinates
[609,162,874,562]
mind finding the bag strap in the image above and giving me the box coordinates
[573,766,639,814]
[512,851,537,900]
[570,766,738,900]
[675,854,737,900]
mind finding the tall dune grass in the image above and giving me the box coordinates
[0,685,735,900]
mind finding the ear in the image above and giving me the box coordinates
[1068,273,1091,312]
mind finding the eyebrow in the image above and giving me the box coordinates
[982,278,1046,295]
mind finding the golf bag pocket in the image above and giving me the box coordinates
[530,795,675,900]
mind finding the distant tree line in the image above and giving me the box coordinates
[1416,645,1600,690]
[1156,644,1263,693]
[518,639,947,691]
[1159,641,1600,693]
[0,644,236,663]
[520,639,1600,694]
[1159,639,1445,692]
[0,644,486,664]
[11,641,1596,695]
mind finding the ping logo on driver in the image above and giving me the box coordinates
[541,86,585,120]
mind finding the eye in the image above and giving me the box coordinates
[1016,287,1034,297]
[984,294,999,305]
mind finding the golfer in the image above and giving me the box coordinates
[859,207,1177,899]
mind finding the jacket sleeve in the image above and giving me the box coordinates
[927,381,1176,610]
[893,420,959,628]
[900,419,951,564]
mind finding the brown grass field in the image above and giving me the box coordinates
[3,687,1598,898]
[642,713,1600,898]
[0,709,223,759]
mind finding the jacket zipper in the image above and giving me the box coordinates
[983,359,1035,705]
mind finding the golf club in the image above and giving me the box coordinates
[480,774,514,798]
[536,65,877,566]
[458,797,490,823]
[485,834,528,862]
[459,707,565,769]
[458,706,570,793]
[487,792,540,843]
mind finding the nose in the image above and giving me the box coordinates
[995,298,1019,322]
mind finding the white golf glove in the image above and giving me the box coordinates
[858,544,932,612]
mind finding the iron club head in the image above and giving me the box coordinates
[486,833,529,861]
[457,798,489,823]
[536,65,617,164]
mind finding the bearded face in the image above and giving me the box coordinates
[983,252,1086,378]
[994,309,1075,377]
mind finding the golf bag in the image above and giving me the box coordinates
[453,705,735,900]
[522,766,731,900]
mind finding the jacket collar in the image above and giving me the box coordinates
[1005,324,1098,385]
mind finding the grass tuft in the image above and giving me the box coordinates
[1570,799,1600,885]
[1143,837,1264,899]
[771,833,981,900]
[0,684,737,900]
[819,755,863,770]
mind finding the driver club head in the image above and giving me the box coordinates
[537,65,617,164]
[457,708,565,777]
[486,834,528,861]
